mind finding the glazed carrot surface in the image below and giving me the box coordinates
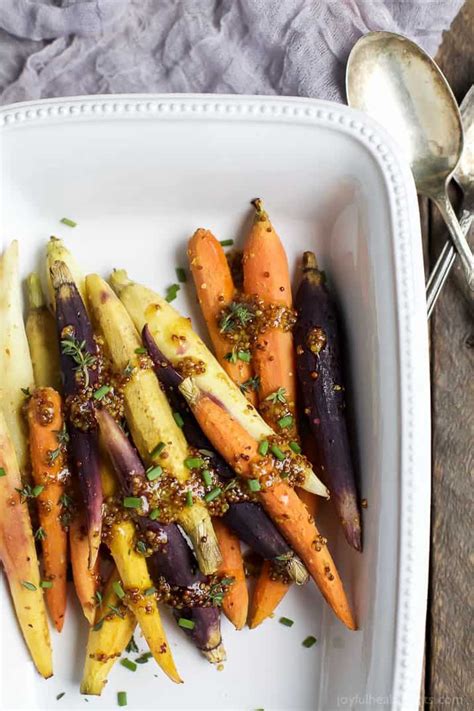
[185,387,356,630]
[70,512,98,625]
[188,228,257,404]
[213,518,248,630]
[26,388,68,632]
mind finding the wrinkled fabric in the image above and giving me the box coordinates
[0,1,463,106]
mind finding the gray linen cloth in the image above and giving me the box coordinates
[0,1,464,105]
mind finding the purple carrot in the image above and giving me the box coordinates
[294,251,362,551]
[50,260,102,567]
[96,408,225,663]
[142,325,308,583]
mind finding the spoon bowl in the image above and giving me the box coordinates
[346,31,474,289]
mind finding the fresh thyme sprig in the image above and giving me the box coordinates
[265,387,287,404]
[239,375,260,393]
[60,336,97,388]
[48,423,69,464]
[219,301,253,333]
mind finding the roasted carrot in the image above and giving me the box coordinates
[249,490,318,628]
[179,379,356,630]
[26,388,68,632]
[212,518,248,630]
[70,511,99,625]
[242,199,297,429]
[188,229,257,404]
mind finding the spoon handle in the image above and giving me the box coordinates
[432,193,474,291]
[426,210,473,318]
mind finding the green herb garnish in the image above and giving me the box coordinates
[40,580,53,589]
[176,267,187,283]
[248,479,261,492]
[60,217,77,228]
[178,617,195,630]
[56,692,65,701]
[185,491,193,507]
[21,387,31,397]
[93,384,112,401]
[270,445,286,461]
[219,239,234,247]
[146,465,163,481]
[149,508,160,520]
[258,440,269,456]
[184,457,204,470]
[126,636,139,654]
[239,375,260,393]
[123,361,135,378]
[21,581,37,591]
[279,617,294,627]
[277,415,293,429]
[265,387,287,404]
[209,576,234,606]
[144,587,156,596]
[289,441,301,454]
[173,411,184,428]
[0,467,5,477]
[302,635,317,648]
[95,590,103,607]
[202,470,213,487]
[35,526,46,540]
[120,658,137,672]
[135,652,152,664]
[219,301,253,333]
[123,497,142,509]
[150,442,166,458]
[113,581,125,599]
[204,487,222,503]
[136,540,147,554]
[165,284,180,302]
[107,603,125,619]
[60,337,97,388]
[134,347,147,355]
[117,691,127,707]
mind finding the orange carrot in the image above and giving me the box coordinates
[248,561,289,629]
[181,385,356,630]
[26,388,68,632]
[213,518,248,630]
[242,199,296,426]
[70,511,99,625]
[188,228,257,405]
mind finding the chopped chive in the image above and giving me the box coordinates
[123,496,142,509]
[279,616,294,627]
[149,508,160,520]
[135,652,152,664]
[113,581,125,599]
[144,586,156,596]
[173,411,184,428]
[150,441,166,458]
[237,350,251,362]
[176,267,187,283]
[258,440,269,456]
[202,469,213,487]
[178,617,195,630]
[204,487,222,503]
[184,457,204,470]
[185,490,193,507]
[40,580,53,589]
[21,581,37,591]
[120,658,137,672]
[117,691,127,707]
[146,465,163,481]
[134,347,147,354]
[289,441,301,454]
[165,284,180,302]
[32,484,44,497]
[278,415,293,429]
[56,692,65,701]
[280,471,289,479]
[219,239,234,247]
[93,384,112,401]
[270,445,286,461]
[0,467,6,477]
[60,217,77,228]
[248,479,261,492]
[302,635,317,648]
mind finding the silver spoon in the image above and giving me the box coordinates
[426,86,474,317]
[346,32,474,294]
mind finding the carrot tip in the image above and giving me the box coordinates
[250,197,267,221]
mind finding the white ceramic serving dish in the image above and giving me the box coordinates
[0,94,430,711]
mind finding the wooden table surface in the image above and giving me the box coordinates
[423,2,473,707]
